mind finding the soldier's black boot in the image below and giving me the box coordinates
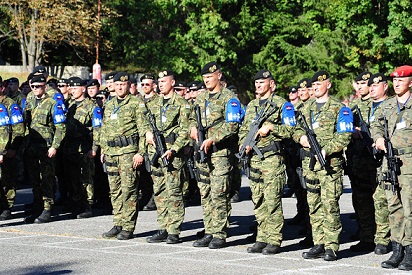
[146,230,168,243]
[375,244,389,255]
[166,234,180,244]
[143,195,156,211]
[77,204,93,219]
[102,226,122,238]
[34,209,52,223]
[262,244,280,255]
[117,230,133,240]
[247,242,267,253]
[324,248,338,261]
[208,237,226,249]
[398,245,412,271]
[302,244,325,259]
[382,242,404,269]
[193,234,213,247]
[24,204,43,224]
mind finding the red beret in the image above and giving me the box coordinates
[390,65,412,77]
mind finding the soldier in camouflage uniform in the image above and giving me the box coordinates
[189,62,242,249]
[64,77,101,219]
[372,65,412,270]
[349,72,390,254]
[0,76,25,220]
[239,70,294,254]
[293,71,352,261]
[23,75,66,223]
[100,72,147,240]
[145,70,190,244]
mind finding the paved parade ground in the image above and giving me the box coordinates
[0,176,405,275]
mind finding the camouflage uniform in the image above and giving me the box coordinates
[24,93,66,212]
[349,98,390,246]
[189,86,240,240]
[238,94,293,247]
[63,97,100,215]
[145,92,190,235]
[293,97,352,252]
[371,97,412,246]
[0,96,25,213]
[100,94,147,233]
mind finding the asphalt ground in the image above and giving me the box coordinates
[0,176,405,275]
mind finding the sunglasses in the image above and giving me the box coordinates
[57,84,67,87]
[141,83,151,87]
[31,84,45,89]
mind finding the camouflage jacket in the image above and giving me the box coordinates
[0,96,25,154]
[65,98,100,154]
[24,93,66,149]
[189,87,239,147]
[239,94,293,150]
[100,94,148,156]
[9,91,26,109]
[144,92,190,155]
[371,96,412,150]
[293,96,352,156]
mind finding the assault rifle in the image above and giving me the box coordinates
[295,110,326,170]
[193,104,207,163]
[144,109,170,168]
[236,101,278,178]
[380,117,401,193]
[351,105,378,156]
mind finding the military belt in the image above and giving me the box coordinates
[198,178,211,184]
[107,134,138,148]
[198,169,209,177]
[306,186,321,194]
[304,178,320,185]
[249,167,262,175]
[252,141,282,156]
[107,171,120,176]
[164,133,176,145]
[152,170,164,177]
[394,147,412,155]
[105,161,116,167]
[211,139,231,153]
[249,176,263,183]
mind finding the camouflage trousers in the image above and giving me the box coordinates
[26,145,56,210]
[151,156,185,235]
[382,155,412,246]
[64,151,95,207]
[197,149,232,239]
[373,183,390,245]
[0,156,18,210]
[249,154,285,246]
[106,152,139,232]
[303,157,344,251]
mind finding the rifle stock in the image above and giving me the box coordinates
[194,104,207,163]
[144,109,170,168]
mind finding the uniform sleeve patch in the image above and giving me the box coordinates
[281,102,296,126]
[226,98,242,123]
[337,106,354,133]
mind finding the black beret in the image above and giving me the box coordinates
[33,65,47,74]
[6,77,19,83]
[47,78,58,84]
[201,61,220,75]
[174,81,187,89]
[113,72,130,82]
[68,77,87,87]
[311,70,330,83]
[227,85,237,92]
[27,73,34,82]
[254,69,273,81]
[86,79,100,88]
[140,73,155,82]
[298,78,311,89]
[289,86,298,93]
[188,81,201,91]
[105,71,117,81]
[197,82,206,90]
[158,70,175,78]
[57,79,68,85]
[129,76,137,84]
[355,72,372,82]
[31,75,47,83]
[368,73,387,86]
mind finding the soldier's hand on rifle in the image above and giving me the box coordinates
[87,150,96,159]
[146,131,155,147]
[161,149,175,160]
[190,127,198,142]
[374,137,387,153]
[300,135,310,148]
[256,124,273,138]
[48,147,57,158]
[201,138,213,154]
[133,153,144,169]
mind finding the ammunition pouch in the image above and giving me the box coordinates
[107,134,138,148]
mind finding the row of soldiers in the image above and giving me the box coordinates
[0,63,411,271]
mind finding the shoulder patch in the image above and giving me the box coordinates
[53,103,66,124]
[0,104,10,126]
[337,106,354,133]
[281,102,296,126]
[226,98,242,123]
[10,103,24,125]
[92,106,103,127]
